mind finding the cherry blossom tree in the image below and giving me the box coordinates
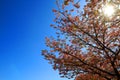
[42,0,120,80]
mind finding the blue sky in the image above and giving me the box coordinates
[0,0,85,80]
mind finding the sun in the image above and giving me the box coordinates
[103,4,115,17]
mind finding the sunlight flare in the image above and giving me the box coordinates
[103,4,115,17]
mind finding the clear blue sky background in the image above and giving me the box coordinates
[0,0,85,80]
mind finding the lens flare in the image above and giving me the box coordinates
[103,4,115,17]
